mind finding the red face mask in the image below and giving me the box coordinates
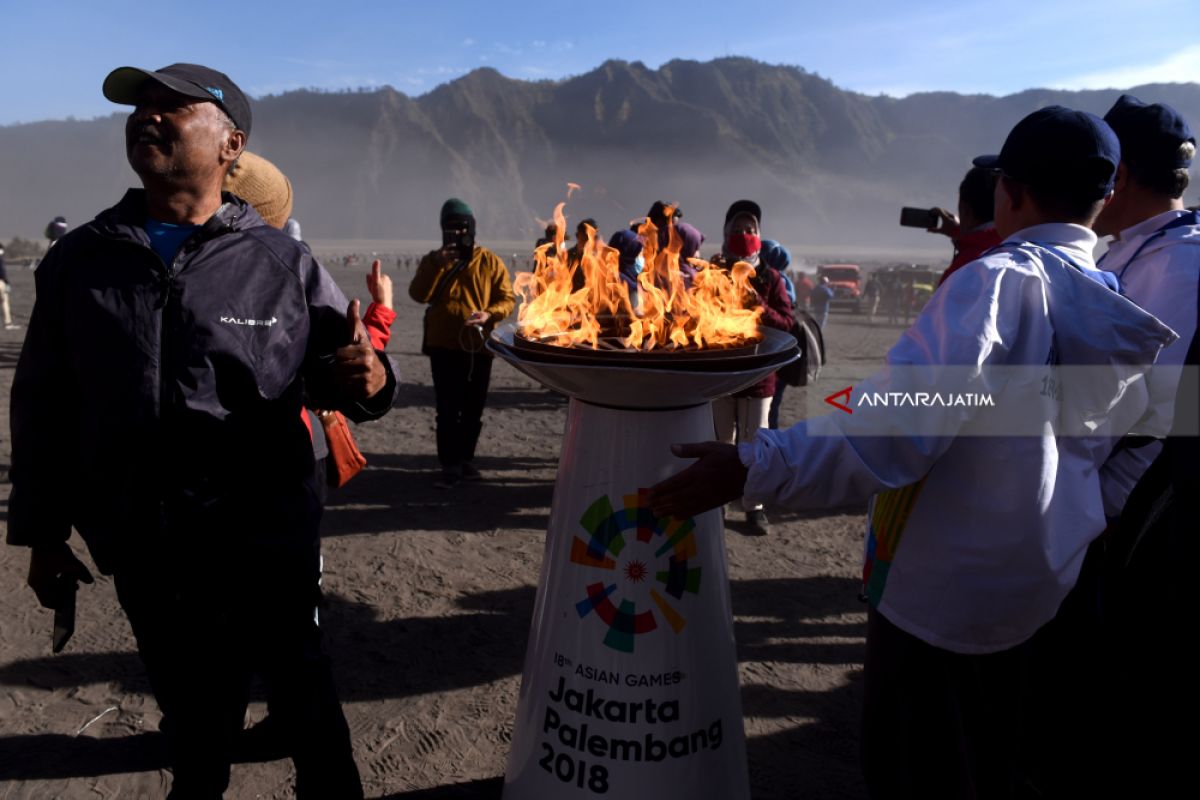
[726,233,761,258]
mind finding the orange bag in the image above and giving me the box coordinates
[319,410,367,488]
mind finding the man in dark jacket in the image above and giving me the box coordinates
[7,63,395,799]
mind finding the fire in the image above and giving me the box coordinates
[514,190,763,351]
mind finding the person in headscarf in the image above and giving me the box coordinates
[710,200,794,535]
[608,228,644,309]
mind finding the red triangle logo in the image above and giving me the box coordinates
[825,386,854,414]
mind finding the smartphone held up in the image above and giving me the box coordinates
[442,227,475,260]
[899,206,941,229]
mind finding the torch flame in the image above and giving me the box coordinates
[515,186,763,351]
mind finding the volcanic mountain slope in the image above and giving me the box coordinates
[2,57,1197,246]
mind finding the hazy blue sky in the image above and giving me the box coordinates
[2,0,1197,125]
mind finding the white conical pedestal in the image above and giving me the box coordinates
[502,398,750,800]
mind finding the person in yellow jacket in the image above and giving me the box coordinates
[409,198,515,488]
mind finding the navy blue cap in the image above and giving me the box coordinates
[608,228,643,261]
[1103,94,1195,170]
[104,63,252,137]
[974,106,1120,195]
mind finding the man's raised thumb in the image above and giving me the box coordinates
[347,298,364,343]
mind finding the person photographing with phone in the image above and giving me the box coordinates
[901,165,1002,286]
[409,198,515,489]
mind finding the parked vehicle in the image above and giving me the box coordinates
[816,263,862,312]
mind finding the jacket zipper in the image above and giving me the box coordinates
[159,243,192,419]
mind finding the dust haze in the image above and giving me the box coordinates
[2,58,1198,268]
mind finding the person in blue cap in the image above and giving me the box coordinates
[9,63,393,799]
[1093,94,1198,519]
[647,106,1177,796]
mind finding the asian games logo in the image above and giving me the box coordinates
[571,489,701,653]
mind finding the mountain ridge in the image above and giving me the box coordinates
[2,57,1197,248]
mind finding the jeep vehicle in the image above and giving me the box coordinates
[816,263,863,312]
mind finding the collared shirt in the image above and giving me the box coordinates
[1098,208,1200,516]
[739,223,1174,654]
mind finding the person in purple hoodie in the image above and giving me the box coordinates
[608,227,645,309]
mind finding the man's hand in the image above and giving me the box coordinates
[27,542,93,610]
[366,259,393,310]
[334,299,387,399]
[465,310,490,326]
[646,442,749,520]
[927,207,960,239]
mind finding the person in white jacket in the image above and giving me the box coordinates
[1093,94,1199,519]
[648,107,1177,796]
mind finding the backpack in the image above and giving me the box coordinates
[776,309,825,387]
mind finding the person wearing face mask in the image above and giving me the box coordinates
[709,200,794,535]
[409,199,515,489]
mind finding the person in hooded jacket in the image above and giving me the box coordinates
[709,201,793,535]
[608,227,645,309]
[8,63,396,799]
[409,199,515,489]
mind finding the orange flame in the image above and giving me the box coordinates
[514,187,763,350]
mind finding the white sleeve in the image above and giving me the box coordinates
[741,256,1045,510]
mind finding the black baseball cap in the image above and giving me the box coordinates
[103,63,252,136]
[1103,94,1195,171]
[724,199,762,226]
[974,106,1119,195]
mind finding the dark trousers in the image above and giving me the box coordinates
[768,381,786,428]
[862,608,1038,800]
[113,539,362,799]
[428,347,493,469]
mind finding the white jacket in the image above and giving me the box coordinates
[740,224,1176,654]
[1098,209,1200,517]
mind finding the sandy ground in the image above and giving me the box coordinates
[0,250,910,799]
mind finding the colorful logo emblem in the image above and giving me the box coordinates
[206,86,224,101]
[572,489,701,653]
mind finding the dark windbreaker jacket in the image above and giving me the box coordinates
[7,190,397,573]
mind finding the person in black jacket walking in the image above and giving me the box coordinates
[7,63,395,799]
